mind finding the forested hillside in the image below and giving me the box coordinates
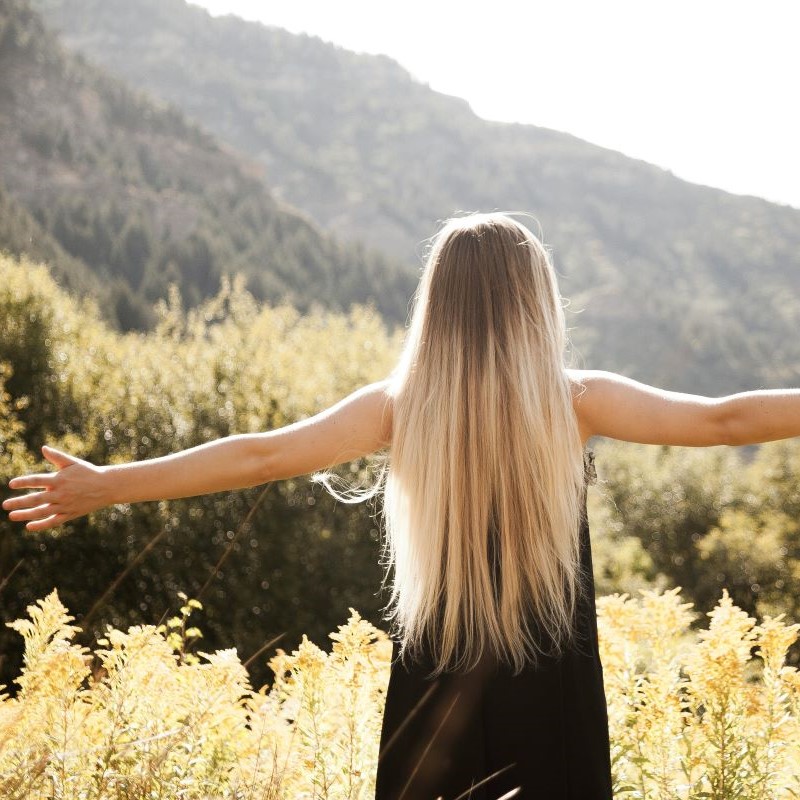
[31,0,800,393]
[0,0,415,328]
[0,182,101,297]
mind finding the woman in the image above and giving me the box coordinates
[4,213,800,799]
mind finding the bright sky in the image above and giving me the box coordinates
[191,0,800,209]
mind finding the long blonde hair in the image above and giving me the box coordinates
[384,213,585,674]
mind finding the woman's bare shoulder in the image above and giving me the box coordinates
[565,369,597,443]
[371,378,394,443]
[566,368,615,388]
[566,368,631,400]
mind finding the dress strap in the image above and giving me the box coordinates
[583,449,597,486]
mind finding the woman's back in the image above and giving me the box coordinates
[370,214,608,797]
[383,214,587,677]
[376,452,613,800]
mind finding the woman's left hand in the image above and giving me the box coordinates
[2,446,110,532]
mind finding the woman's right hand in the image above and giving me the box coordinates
[2,446,110,532]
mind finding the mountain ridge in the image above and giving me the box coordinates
[0,0,415,327]
[13,0,800,392]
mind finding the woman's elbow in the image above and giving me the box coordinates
[712,400,747,447]
[243,435,276,486]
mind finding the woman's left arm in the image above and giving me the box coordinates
[3,380,393,532]
[571,369,800,446]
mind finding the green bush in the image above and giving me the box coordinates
[0,255,399,688]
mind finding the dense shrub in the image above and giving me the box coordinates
[0,255,399,689]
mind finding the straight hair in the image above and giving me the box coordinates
[383,213,585,674]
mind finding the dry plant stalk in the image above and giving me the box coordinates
[1,588,799,799]
[598,588,800,799]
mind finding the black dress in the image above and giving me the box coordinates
[375,453,613,800]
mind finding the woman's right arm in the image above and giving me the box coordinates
[570,369,800,447]
[2,380,392,532]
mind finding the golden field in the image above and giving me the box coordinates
[1,588,799,799]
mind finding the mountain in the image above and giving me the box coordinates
[0,181,101,295]
[0,0,415,328]
[29,0,800,394]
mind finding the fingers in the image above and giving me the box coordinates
[5,450,85,532]
[2,490,51,512]
[8,503,59,523]
[8,473,58,491]
[25,513,69,532]
[42,445,81,469]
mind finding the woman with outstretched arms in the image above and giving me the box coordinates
[5,213,800,798]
